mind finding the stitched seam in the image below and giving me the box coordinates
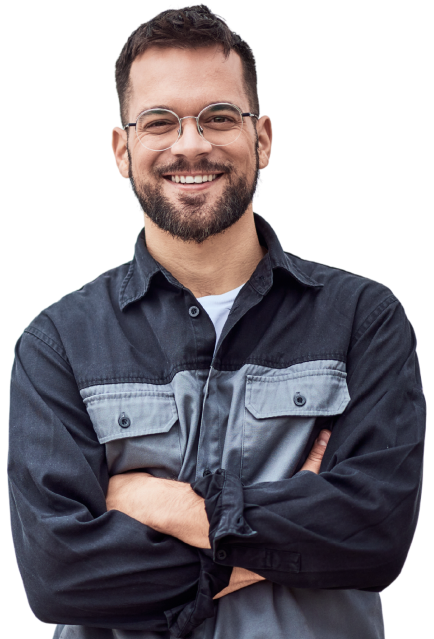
[24,328,69,364]
[246,369,347,383]
[353,295,398,343]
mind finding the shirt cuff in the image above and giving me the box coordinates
[165,549,231,638]
[192,469,257,563]
[165,470,257,637]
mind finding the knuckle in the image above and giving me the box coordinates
[308,451,323,463]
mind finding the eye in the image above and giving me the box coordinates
[200,106,241,129]
[136,112,179,136]
[146,119,175,130]
[211,116,233,123]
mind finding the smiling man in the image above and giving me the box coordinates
[8,6,425,639]
[123,50,261,245]
[112,42,269,298]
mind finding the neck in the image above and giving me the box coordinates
[144,208,266,298]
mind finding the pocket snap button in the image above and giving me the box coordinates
[189,305,200,318]
[216,549,227,561]
[293,392,306,407]
[118,412,131,428]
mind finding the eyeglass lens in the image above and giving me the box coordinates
[135,104,244,151]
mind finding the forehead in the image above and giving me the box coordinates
[128,45,247,119]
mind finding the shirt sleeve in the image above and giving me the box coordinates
[8,329,230,634]
[193,297,426,591]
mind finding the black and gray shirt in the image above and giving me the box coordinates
[8,215,425,639]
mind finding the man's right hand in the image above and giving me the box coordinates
[214,428,332,599]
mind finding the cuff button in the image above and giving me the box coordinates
[217,549,227,561]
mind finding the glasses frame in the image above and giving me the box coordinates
[124,102,259,152]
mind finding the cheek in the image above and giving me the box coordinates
[130,149,155,181]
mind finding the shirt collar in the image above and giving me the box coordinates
[119,214,322,310]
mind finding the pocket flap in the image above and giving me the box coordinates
[246,370,350,419]
[83,391,178,444]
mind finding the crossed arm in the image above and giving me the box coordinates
[106,429,331,598]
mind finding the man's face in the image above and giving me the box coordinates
[123,46,263,243]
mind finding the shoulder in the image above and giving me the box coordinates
[289,250,396,303]
[286,251,400,336]
[23,261,132,353]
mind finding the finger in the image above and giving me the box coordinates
[299,429,331,474]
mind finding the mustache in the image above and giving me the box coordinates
[153,158,234,177]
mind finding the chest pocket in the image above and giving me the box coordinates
[83,390,182,478]
[242,369,350,485]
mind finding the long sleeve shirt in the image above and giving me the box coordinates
[8,215,425,639]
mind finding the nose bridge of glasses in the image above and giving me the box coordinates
[178,114,202,136]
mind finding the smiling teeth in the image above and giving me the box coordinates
[171,174,217,183]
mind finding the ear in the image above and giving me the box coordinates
[256,116,272,170]
[112,127,130,178]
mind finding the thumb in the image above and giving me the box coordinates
[299,429,331,475]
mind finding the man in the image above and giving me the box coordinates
[8,5,425,639]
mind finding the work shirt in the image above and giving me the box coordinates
[8,215,425,639]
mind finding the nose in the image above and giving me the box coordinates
[170,117,212,160]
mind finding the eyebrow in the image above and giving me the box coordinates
[133,101,239,120]
[131,105,173,121]
[137,104,173,113]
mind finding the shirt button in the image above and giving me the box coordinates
[189,305,200,318]
[118,412,131,428]
[293,392,306,407]
[216,549,227,561]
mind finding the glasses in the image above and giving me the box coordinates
[125,102,259,152]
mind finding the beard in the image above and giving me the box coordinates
[128,148,259,244]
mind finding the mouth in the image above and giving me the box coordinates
[162,172,224,190]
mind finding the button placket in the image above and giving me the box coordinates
[189,305,200,318]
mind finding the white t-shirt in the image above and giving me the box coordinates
[197,284,244,348]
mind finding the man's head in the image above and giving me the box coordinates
[115,5,259,129]
[112,6,272,244]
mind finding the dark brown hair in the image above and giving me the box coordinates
[115,5,259,126]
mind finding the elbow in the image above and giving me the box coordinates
[27,589,63,625]
[20,567,83,625]
[363,527,418,592]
